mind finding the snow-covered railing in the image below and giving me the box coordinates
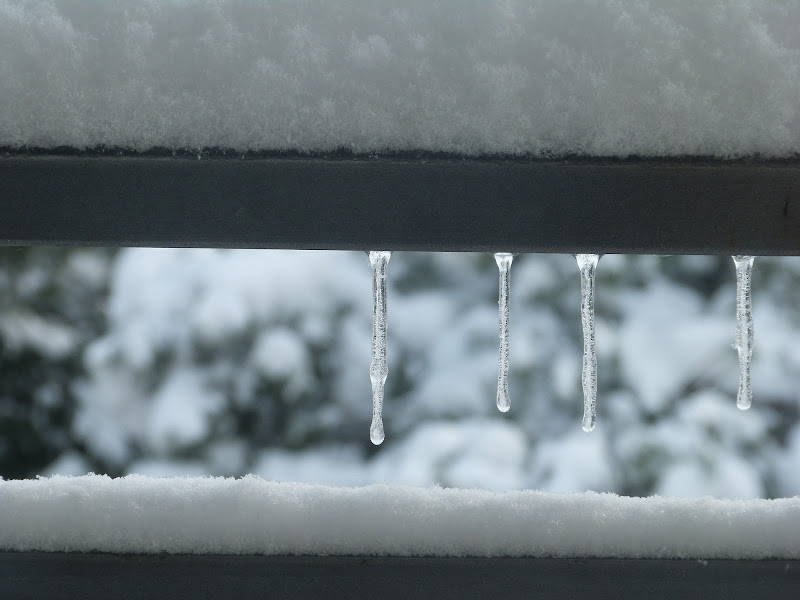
[3,2,800,596]
[1,476,799,599]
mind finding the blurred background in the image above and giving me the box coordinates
[1,247,799,499]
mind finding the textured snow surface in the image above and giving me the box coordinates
[1,475,799,558]
[1,0,799,156]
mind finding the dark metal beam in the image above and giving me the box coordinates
[2,154,799,254]
[2,553,799,600]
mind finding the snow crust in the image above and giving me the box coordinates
[1,1,799,156]
[1,475,799,558]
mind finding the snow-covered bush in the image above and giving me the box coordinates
[1,247,798,497]
[0,247,112,478]
[5,248,790,498]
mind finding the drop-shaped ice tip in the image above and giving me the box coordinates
[497,394,511,413]
[370,417,385,445]
[582,413,596,433]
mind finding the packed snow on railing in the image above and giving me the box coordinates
[367,252,759,443]
[1,474,799,558]
[1,1,799,157]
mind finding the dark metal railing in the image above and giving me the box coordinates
[1,553,799,600]
[2,151,799,255]
[3,150,800,599]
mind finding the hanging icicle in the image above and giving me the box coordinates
[494,253,514,413]
[368,251,391,445]
[732,255,755,410]
[575,254,601,432]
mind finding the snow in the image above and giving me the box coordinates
[1,474,799,558]
[253,447,370,488]
[250,328,312,399]
[616,281,732,414]
[370,420,528,491]
[75,249,368,466]
[530,430,617,494]
[0,310,78,359]
[656,457,763,500]
[38,452,90,478]
[778,425,800,497]
[146,370,224,454]
[1,1,798,156]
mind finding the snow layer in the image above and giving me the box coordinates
[1,475,799,558]
[1,1,799,156]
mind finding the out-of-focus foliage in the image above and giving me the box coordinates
[2,248,799,498]
[0,248,113,478]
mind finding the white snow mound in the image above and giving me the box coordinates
[1,475,799,558]
[1,1,798,156]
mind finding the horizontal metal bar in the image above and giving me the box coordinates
[2,154,799,254]
[1,553,798,600]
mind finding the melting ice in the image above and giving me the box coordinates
[494,253,514,412]
[576,254,600,432]
[733,255,755,410]
[369,251,391,445]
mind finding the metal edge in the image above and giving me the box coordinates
[2,154,799,254]
[1,552,798,600]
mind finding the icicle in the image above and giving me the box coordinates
[494,253,514,413]
[576,254,600,432]
[368,251,391,445]
[733,255,755,410]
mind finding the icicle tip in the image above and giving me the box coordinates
[370,419,385,445]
